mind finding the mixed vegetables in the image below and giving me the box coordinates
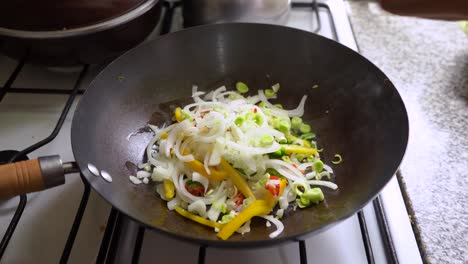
[130,83,339,240]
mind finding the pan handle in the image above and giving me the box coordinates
[0,155,65,200]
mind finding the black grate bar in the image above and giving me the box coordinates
[131,226,146,264]
[104,212,124,264]
[299,240,308,264]
[373,196,399,264]
[0,65,90,260]
[97,208,119,263]
[317,3,339,42]
[292,1,322,33]
[6,88,85,95]
[160,1,176,35]
[59,175,91,264]
[198,246,206,264]
[0,195,27,259]
[0,58,27,102]
[8,65,89,163]
[357,211,375,264]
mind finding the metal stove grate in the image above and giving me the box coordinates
[0,1,398,263]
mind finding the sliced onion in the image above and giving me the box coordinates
[298,162,313,171]
[173,136,195,162]
[305,171,317,180]
[287,95,307,117]
[192,85,205,103]
[246,95,261,105]
[211,86,226,102]
[136,171,151,179]
[183,101,225,113]
[307,180,338,190]
[279,196,289,210]
[167,196,180,210]
[203,151,211,175]
[258,90,274,108]
[261,215,284,238]
[323,164,334,174]
[265,159,304,178]
[203,90,214,100]
[225,141,281,155]
[188,200,207,218]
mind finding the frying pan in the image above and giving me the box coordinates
[0,23,408,247]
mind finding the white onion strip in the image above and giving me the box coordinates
[261,215,284,238]
[307,180,338,190]
[287,95,307,117]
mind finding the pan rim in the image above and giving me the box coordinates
[0,0,159,39]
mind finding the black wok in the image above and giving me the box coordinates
[0,23,408,247]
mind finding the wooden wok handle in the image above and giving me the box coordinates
[0,156,65,200]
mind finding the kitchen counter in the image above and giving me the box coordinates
[345,1,468,263]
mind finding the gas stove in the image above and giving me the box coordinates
[0,1,422,263]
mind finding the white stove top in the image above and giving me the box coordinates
[0,1,421,263]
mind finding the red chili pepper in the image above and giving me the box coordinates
[253,108,258,113]
[234,191,244,206]
[185,180,205,197]
[235,197,244,206]
[265,175,281,196]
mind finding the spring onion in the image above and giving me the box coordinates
[332,154,343,164]
[236,82,249,94]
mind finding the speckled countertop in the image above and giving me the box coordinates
[345,1,468,263]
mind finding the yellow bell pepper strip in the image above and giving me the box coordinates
[285,134,311,148]
[217,200,271,240]
[163,179,175,200]
[220,159,255,200]
[182,150,227,181]
[184,158,228,181]
[174,206,224,229]
[174,107,184,122]
[283,144,317,155]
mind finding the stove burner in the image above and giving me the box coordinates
[0,150,28,165]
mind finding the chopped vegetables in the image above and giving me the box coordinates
[132,83,339,240]
[217,200,271,240]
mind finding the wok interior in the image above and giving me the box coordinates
[72,24,408,246]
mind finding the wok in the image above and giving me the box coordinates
[0,23,408,247]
